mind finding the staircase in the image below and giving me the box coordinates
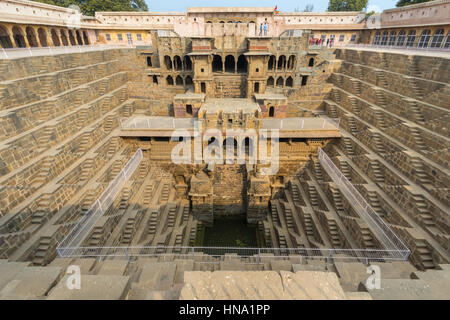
[284,207,294,230]
[119,187,131,210]
[143,184,153,206]
[103,115,115,133]
[371,132,386,154]
[332,89,341,104]
[367,191,384,218]
[327,220,341,247]
[32,158,54,186]
[81,190,96,214]
[313,160,323,182]
[121,217,135,245]
[373,108,387,130]
[159,183,170,203]
[349,97,360,114]
[291,184,301,204]
[352,79,361,95]
[79,159,94,183]
[37,127,54,149]
[370,160,384,183]
[340,161,351,181]
[166,206,177,228]
[308,185,319,207]
[360,228,375,249]
[407,101,425,124]
[181,205,190,223]
[375,70,388,87]
[328,103,338,118]
[342,137,355,156]
[31,196,52,224]
[415,240,435,270]
[407,77,423,99]
[147,210,159,236]
[32,236,54,266]
[77,133,91,155]
[410,158,430,184]
[375,90,387,107]
[106,138,118,158]
[303,212,314,238]
[89,227,103,246]
[347,116,358,135]
[412,194,435,228]
[110,161,123,177]
[331,188,344,213]
[270,202,280,225]
[408,126,427,152]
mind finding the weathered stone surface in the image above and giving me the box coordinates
[0,266,62,299]
[138,262,176,290]
[47,275,130,300]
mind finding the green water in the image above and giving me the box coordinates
[202,217,259,248]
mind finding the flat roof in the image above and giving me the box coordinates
[200,98,261,114]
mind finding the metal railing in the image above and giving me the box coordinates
[120,117,340,131]
[0,44,133,60]
[317,148,410,260]
[262,117,340,130]
[120,117,196,130]
[56,147,410,262]
[336,43,450,54]
[55,245,409,262]
[57,148,143,257]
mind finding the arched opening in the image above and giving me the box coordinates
[267,77,274,87]
[26,27,38,47]
[212,55,223,72]
[68,30,76,45]
[243,137,254,157]
[166,75,174,85]
[164,55,172,70]
[82,31,89,45]
[0,25,12,48]
[225,55,235,73]
[223,137,238,156]
[37,28,48,47]
[183,56,192,71]
[12,26,26,48]
[396,30,406,46]
[380,31,388,46]
[254,82,260,93]
[269,106,275,117]
[301,76,308,86]
[201,82,206,93]
[186,104,193,115]
[174,55,182,71]
[276,76,284,87]
[176,75,183,86]
[237,55,247,73]
[50,29,61,46]
[418,29,431,48]
[431,29,444,48]
[388,31,396,46]
[308,57,314,67]
[277,55,286,70]
[287,55,296,70]
[60,30,68,46]
[286,76,293,87]
[185,75,193,86]
[406,30,416,47]
[268,55,275,70]
[373,31,381,45]
[152,75,158,84]
[75,30,83,45]
[147,56,152,67]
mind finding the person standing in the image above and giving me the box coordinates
[263,22,268,36]
[259,23,263,36]
[326,38,330,47]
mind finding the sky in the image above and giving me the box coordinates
[144,0,398,13]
